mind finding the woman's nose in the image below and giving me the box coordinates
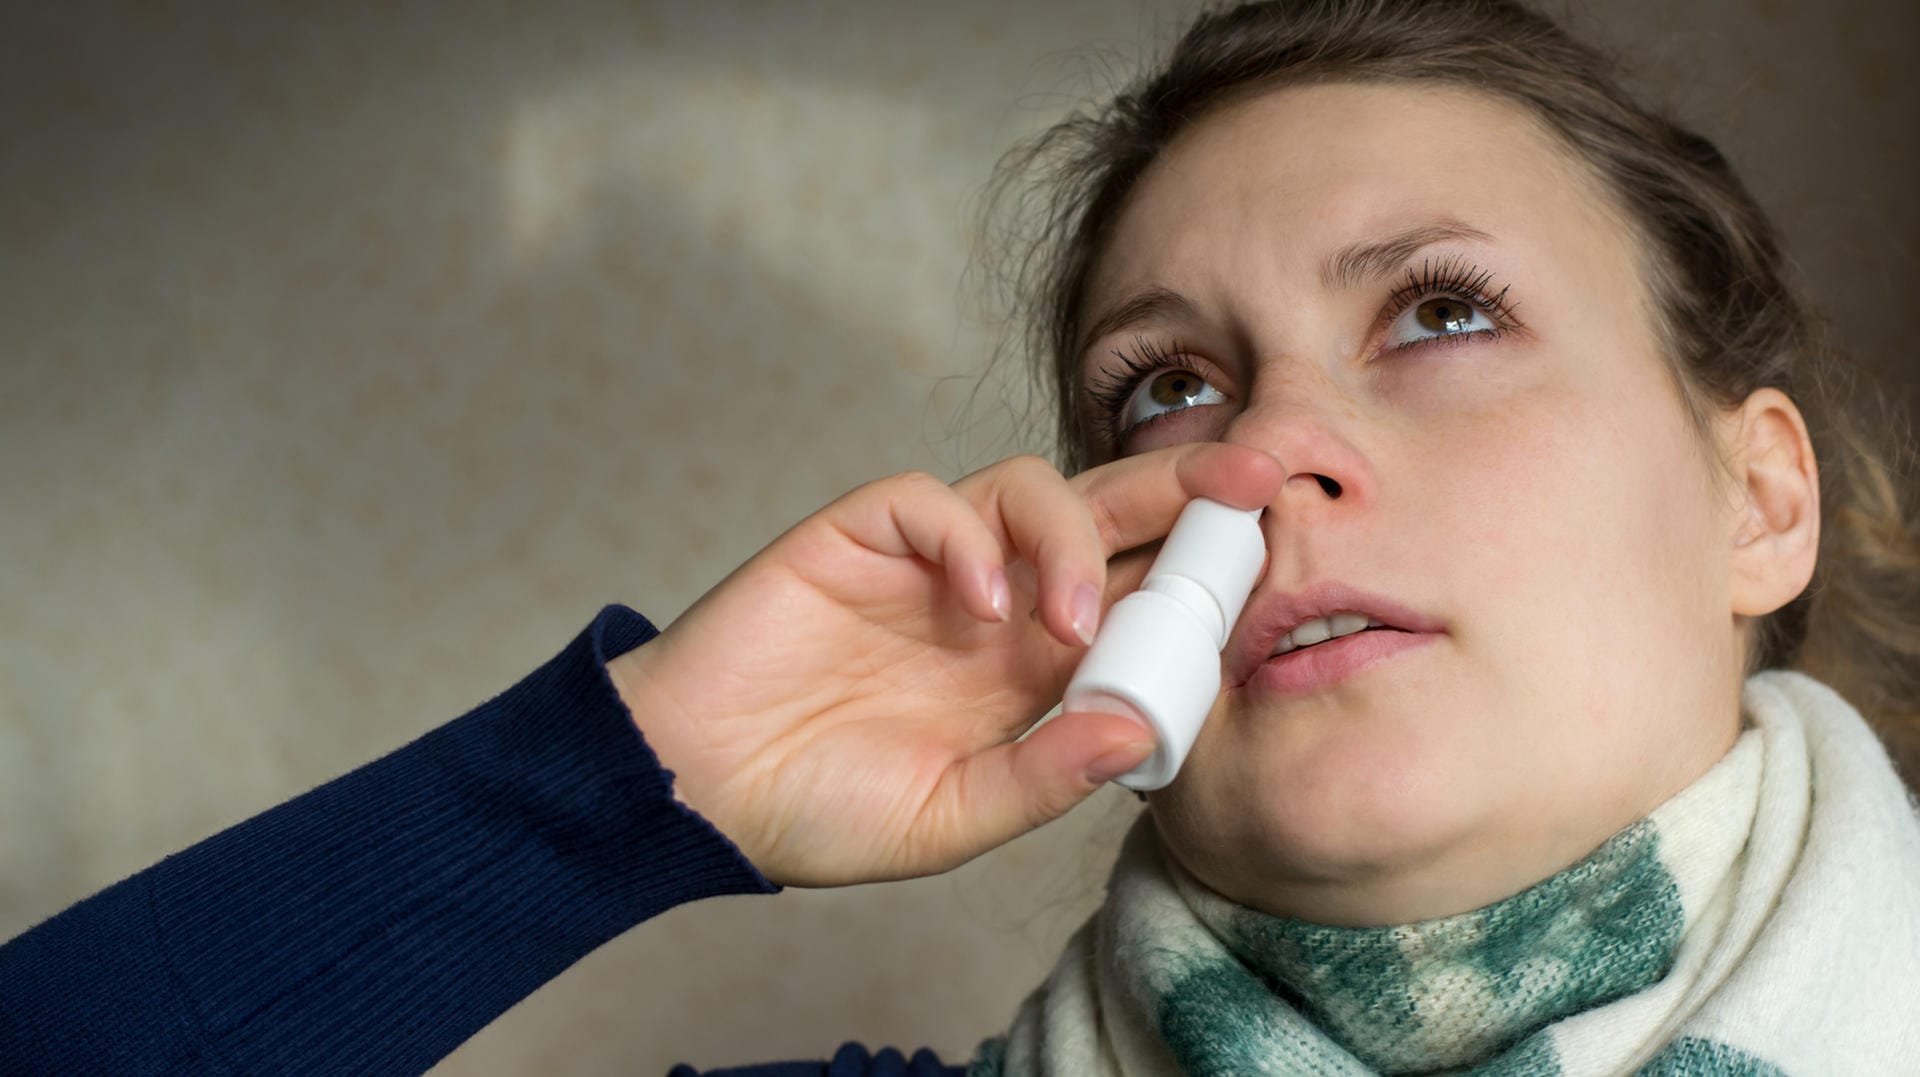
[1225,397,1363,510]
[1291,471,1344,499]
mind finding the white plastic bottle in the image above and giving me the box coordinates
[1062,498,1267,791]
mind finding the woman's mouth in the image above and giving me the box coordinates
[1243,627,1439,699]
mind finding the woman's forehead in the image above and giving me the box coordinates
[1085,81,1616,307]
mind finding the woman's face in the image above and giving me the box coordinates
[1080,81,1752,926]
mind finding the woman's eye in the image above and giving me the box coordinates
[1116,367,1227,433]
[1385,295,1496,349]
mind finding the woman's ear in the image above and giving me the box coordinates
[1724,387,1820,617]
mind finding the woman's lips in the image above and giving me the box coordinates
[1242,628,1440,699]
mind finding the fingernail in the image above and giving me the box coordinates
[990,568,1011,622]
[1086,741,1156,784]
[1070,582,1100,645]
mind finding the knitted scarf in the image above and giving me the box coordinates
[966,671,1920,1076]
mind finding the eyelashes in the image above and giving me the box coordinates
[1085,335,1200,411]
[1083,253,1525,447]
[1083,336,1209,447]
[1382,253,1519,336]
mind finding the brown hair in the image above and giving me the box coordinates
[974,0,1920,787]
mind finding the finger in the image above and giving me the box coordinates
[992,543,1167,710]
[1008,544,1156,620]
[927,709,1158,864]
[827,470,1013,624]
[1097,542,1165,607]
[956,455,1112,649]
[1068,441,1288,560]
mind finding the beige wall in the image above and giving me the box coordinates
[1,2,1912,1072]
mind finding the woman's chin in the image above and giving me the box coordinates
[1154,732,1469,891]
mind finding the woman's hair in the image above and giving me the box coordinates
[976,0,1920,787]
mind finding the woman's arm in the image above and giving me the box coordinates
[0,604,780,1074]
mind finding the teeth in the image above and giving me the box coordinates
[1271,612,1375,656]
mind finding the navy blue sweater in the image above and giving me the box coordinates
[0,604,969,1076]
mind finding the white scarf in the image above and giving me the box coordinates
[967,671,1920,1075]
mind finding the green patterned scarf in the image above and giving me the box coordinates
[968,671,1920,1076]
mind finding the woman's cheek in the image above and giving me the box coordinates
[1416,387,1589,566]
[1374,335,1544,412]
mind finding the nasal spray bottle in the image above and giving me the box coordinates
[1062,499,1267,791]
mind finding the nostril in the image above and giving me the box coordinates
[1315,474,1342,498]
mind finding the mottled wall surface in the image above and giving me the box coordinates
[1,2,1913,1073]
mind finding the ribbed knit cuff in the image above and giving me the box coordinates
[135,603,781,1072]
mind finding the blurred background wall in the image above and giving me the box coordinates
[1,1,1913,1072]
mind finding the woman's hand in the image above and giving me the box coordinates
[608,443,1285,888]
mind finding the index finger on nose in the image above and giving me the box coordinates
[1066,442,1288,562]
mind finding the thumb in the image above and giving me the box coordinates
[940,711,1157,861]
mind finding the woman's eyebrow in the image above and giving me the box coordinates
[1075,286,1197,361]
[1322,218,1496,290]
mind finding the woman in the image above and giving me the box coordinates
[3,1,1915,1074]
